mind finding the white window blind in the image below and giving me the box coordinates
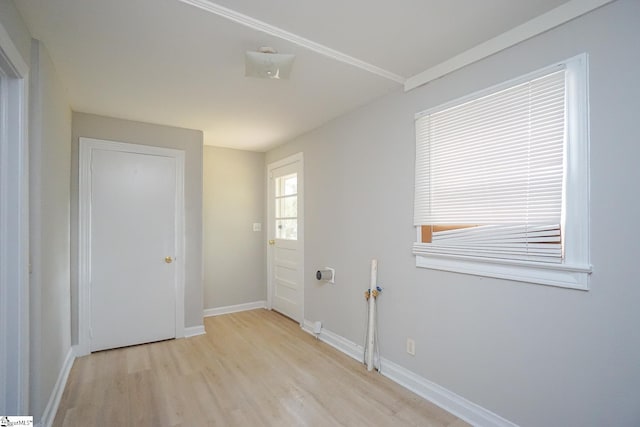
[413,69,566,263]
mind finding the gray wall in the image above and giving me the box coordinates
[203,146,266,309]
[266,1,640,426]
[71,113,204,331]
[28,40,72,422]
[0,0,31,63]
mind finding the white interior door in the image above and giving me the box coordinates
[268,154,304,323]
[89,146,178,352]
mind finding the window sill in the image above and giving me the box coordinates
[415,254,592,290]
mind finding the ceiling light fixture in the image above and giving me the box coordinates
[245,47,295,80]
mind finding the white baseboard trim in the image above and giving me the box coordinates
[380,359,517,427]
[204,300,267,317]
[39,347,75,427]
[302,320,364,362]
[302,320,517,427]
[184,325,206,338]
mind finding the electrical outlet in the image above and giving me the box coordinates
[406,338,416,356]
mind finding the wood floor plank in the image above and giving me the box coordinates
[52,309,469,427]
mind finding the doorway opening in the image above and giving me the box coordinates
[0,26,30,415]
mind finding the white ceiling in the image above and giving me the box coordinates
[14,0,572,151]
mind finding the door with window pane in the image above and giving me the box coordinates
[268,156,303,322]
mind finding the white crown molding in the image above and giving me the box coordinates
[177,0,405,84]
[405,0,615,91]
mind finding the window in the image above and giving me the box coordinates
[275,173,298,240]
[413,54,591,289]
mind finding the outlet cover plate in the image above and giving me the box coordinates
[406,338,416,356]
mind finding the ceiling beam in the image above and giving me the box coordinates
[405,0,616,91]
[177,0,406,84]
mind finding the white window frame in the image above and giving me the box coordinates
[414,54,592,290]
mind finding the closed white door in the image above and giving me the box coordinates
[90,147,177,352]
[268,154,304,323]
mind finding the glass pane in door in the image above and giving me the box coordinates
[276,196,297,218]
[275,173,297,240]
[275,219,297,240]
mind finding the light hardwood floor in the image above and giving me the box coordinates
[53,309,469,426]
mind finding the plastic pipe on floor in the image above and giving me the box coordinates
[366,259,377,371]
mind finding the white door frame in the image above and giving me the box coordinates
[0,23,30,415]
[267,152,304,325]
[77,137,185,356]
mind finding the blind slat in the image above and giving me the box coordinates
[414,69,566,263]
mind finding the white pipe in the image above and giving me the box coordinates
[366,259,377,371]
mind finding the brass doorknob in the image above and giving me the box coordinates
[268,240,275,245]
[165,256,173,263]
